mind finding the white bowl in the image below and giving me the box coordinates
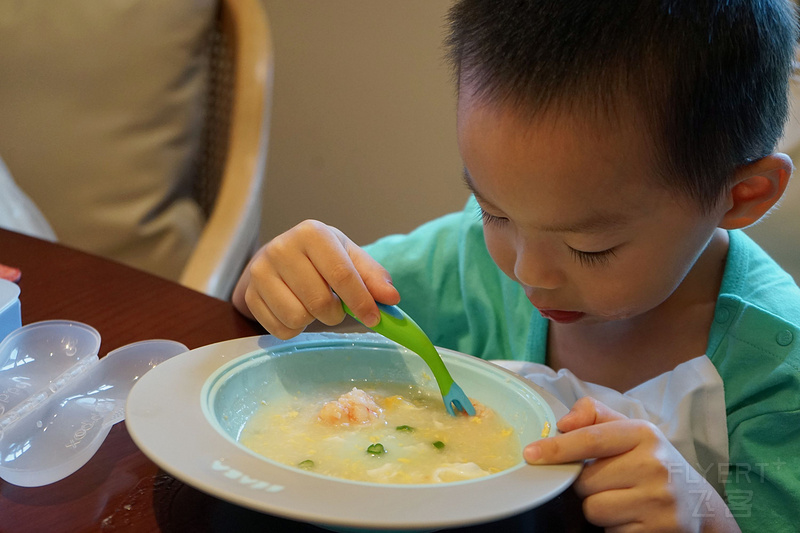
[126,333,581,532]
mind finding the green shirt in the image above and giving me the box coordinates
[365,196,800,531]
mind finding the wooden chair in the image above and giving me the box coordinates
[179,0,274,299]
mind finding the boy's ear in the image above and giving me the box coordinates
[719,153,793,229]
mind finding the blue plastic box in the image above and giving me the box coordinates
[0,279,21,343]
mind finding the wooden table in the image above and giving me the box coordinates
[0,228,598,532]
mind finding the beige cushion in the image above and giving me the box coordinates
[0,1,216,280]
[0,155,56,241]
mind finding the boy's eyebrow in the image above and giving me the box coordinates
[539,212,630,234]
[462,168,630,234]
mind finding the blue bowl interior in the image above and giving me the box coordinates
[202,337,555,473]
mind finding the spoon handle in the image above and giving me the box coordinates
[370,303,455,396]
[341,302,455,394]
[342,301,474,416]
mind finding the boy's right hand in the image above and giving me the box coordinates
[232,220,400,339]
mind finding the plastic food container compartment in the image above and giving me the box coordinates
[0,319,187,487]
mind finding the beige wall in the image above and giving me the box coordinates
[258,1,800,283]
[259,1,468,246]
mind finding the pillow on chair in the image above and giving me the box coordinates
[0,1,216,280]
[0,154,56,242]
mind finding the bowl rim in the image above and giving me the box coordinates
[126,332,582,531]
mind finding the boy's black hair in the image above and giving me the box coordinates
[446,0,798,211]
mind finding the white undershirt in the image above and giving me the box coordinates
[492,355,730,496]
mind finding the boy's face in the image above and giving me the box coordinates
[457,89,728,325]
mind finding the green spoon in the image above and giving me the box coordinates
[342,301,475,416]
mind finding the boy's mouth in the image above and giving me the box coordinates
[537,309,585,323]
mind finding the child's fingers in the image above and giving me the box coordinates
[233,219,398,335]
[349,245,400,305]
[573,444,707,531]
[275,263,344,328]
[244,236,329,332]
[556,396,628,432]
[579,488,642,529]
[278,246,351,327]
[244,280,310,339]
[300,230,381,327]
[524,419,655,464]
[252,220,371,330]
[574,443,671,497]
[299,223,399,326]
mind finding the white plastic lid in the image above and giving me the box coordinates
[0,320,187,486]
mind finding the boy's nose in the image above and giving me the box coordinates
[513,246,563,290]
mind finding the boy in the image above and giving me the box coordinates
[233,1,799,531]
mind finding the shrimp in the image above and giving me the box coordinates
[461,399,495,425]
[317,387,383,425]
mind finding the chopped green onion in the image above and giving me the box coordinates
[297,459,315,469]
[366,443,386,455]
[395,425,415,432]
[432,441,445,450]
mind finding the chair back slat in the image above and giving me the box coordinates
[194,6,235,218]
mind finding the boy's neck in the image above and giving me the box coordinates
[546,229,730,393]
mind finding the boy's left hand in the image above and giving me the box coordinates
[525,397,740,532]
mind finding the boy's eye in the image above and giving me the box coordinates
[478,208,509,227]
[568,246,617,267]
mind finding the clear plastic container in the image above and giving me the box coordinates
[0,319,187,486]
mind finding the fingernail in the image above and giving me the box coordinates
[558,411,575,426]
[524,444,542,463]
[363,312,381,328]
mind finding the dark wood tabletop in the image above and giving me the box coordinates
[0,228,598,532]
